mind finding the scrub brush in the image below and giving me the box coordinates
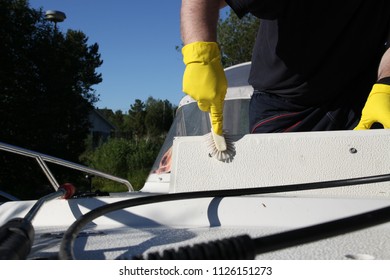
[205,113,236,162]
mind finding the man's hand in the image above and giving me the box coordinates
[354,83,390,129]
[182,41,227,135]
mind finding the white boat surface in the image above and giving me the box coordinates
[1,62,390,260]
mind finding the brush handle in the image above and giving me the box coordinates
[209,113,227,151]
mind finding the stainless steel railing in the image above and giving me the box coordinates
[0,141,134,192]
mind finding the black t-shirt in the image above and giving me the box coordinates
[225,0,390,107]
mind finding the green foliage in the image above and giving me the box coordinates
[128,99,146,139]
[0,0,102,159]
[82,137,164,191]
[0,0,102,198]
[217,9,260,67]
[82,97,176,191]
[144,97,175,138]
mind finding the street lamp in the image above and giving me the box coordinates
[45,10,66,30]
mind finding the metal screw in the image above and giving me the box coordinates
[349,148,357,154]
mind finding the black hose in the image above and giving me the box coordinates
[58,173,390,260]
[137,204,390,259]
[0,218,34,260]
[253,204,390,255]
[0,184,75,260]
[135,234,255,260]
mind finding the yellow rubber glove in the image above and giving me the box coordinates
[182,41,227,135]
[354,83,390,130]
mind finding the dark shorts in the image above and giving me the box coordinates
[249,91,362,133]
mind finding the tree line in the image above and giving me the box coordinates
[1,0,103,199]
[81,98,176,192]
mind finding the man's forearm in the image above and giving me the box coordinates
[180,0,226,44]
[378,47,390,80]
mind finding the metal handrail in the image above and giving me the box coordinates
[0,141,134,192]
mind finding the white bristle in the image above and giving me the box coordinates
[204,132,236,162]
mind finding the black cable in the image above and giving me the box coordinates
[252,204,390,255]
[0,184,75,260]
[137,204,390,259]
[135,234,256,260]
[0,218,34,260]
[58,173,390,260]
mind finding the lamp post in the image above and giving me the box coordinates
[45,10,66,30]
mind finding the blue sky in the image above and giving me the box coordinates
[29,0,186,112]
